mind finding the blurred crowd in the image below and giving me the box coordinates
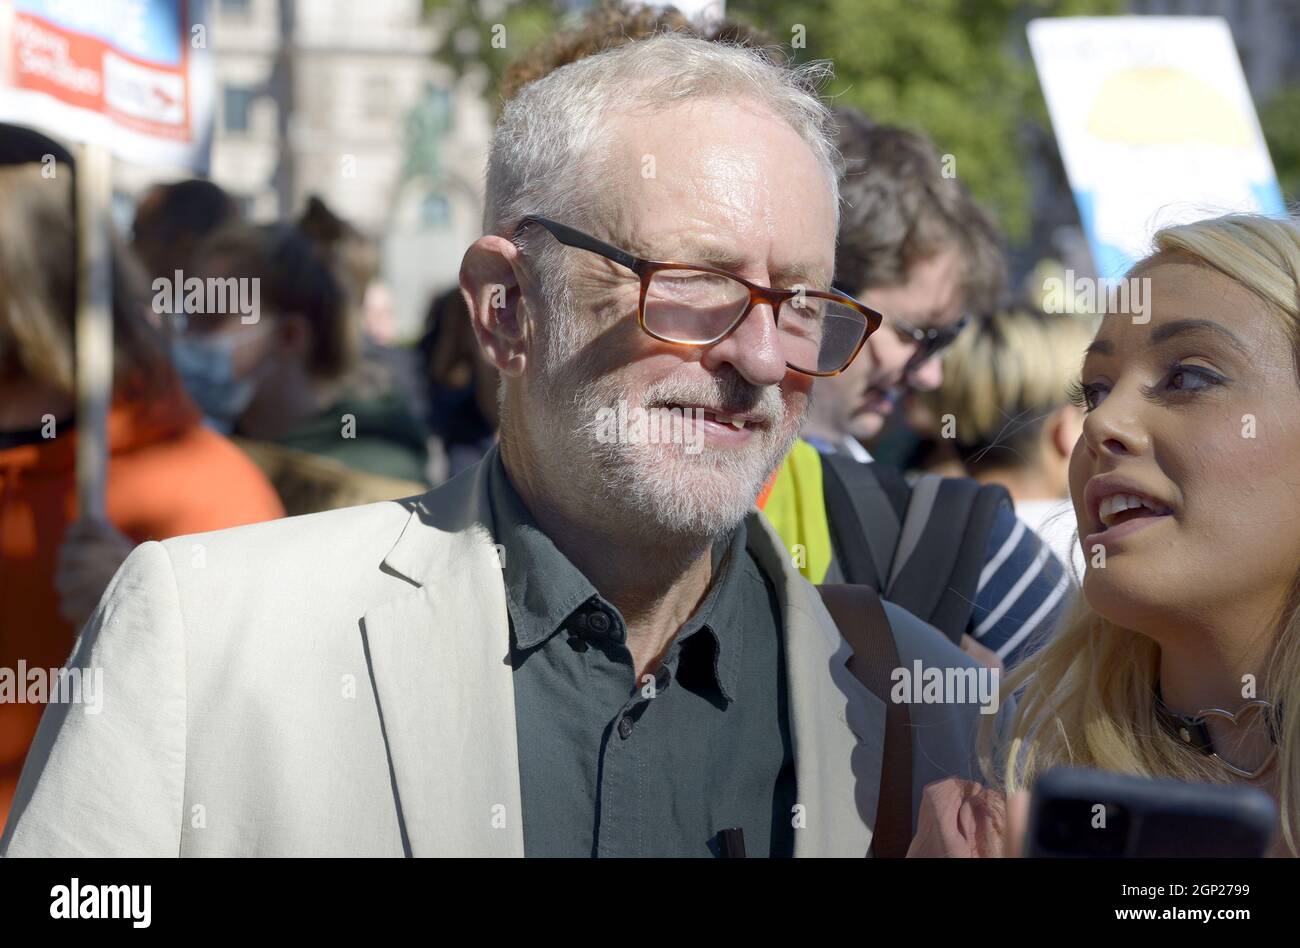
[1,2,1291,851]
[0,130,499,820]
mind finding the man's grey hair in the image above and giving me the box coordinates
[483,31,842,307]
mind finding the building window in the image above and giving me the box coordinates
[420,194,450,229]
[427,84,451,117]
[364,75,393,120]
[223,86,257,133]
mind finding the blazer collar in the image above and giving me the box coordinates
[379,445,499,588]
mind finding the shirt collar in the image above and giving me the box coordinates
[486,450,747,702]
[841,436,873,463]
[803,432,873,463]
[672,521,748,705]
[486,451,602,650]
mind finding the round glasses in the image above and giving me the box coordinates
[516,216,882,377]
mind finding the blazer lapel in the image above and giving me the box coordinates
[362,448,525,857]
[746,513,884,857]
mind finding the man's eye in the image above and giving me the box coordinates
[660,275,709,288]
[650,273,735,301]
[786,296,824,318]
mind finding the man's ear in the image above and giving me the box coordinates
[460,235,527,378]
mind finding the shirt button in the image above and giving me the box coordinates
[587,610,611,634]
[618,715,634,740]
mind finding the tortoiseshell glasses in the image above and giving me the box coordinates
[514,216,882,377]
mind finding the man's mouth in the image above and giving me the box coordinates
[858,385,900,414]
[659,403,766,430]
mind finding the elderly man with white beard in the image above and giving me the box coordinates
[3,34,988,858]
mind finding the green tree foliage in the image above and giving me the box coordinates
[727,0,1122,241]
[1259,84,1300,205]
[426,0,562,101]
[426,0,1124,240]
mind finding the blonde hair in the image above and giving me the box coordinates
[924,307,1097,473]
[983,213,1300,854]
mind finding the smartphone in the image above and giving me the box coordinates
[1026,766,1277,857]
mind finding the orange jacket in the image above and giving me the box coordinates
[0,388,285,829]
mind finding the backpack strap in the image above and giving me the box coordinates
[817,583,913,857]
[819,453,906,590]
[885,474,1012,644]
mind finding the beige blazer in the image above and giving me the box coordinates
[1,445,989,857]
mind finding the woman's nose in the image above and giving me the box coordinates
[1081,387,1149,459]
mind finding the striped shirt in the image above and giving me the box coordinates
[806,435,1071,667]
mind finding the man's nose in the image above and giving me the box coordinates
[698,301,787,387]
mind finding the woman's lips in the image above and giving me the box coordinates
[1081,511,1173,553]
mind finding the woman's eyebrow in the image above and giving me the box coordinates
[1149,318,1249,354]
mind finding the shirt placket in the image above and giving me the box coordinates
[594,630,679,858]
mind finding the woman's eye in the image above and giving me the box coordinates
[1136,363,1227,402]
[1066,379,1106,412]
[1166,365,1221,392]
[1070,365,1225,413]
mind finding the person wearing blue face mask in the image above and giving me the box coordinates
[176,222,433,513]
[170,318,277,433]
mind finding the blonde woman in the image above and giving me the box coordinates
[924,307,1098,582]
[908,213,1300,857]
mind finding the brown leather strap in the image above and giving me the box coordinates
[818,583,913,858]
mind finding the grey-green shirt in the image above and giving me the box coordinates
[486,454,796,857]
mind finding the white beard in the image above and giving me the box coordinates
[530,350,800,541]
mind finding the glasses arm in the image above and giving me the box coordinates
[517,216,640,272]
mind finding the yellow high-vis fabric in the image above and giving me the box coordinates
[757,439,833,584]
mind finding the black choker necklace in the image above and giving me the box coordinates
[1154,684,1282,780]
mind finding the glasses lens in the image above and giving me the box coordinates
[931,318,969,356]
[909,320,966,366]
[779,295,869,374]
[644,269,750,343]
[892,321,923,346]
